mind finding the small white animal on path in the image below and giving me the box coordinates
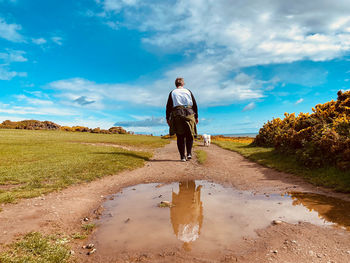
[203,134,211,147]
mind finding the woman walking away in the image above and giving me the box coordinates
[166,77,198,162]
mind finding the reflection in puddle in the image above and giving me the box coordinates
[171,181,203,251]
[290,192,350,231]
[91,180,350,257]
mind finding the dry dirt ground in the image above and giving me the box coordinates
[1,141,350,262]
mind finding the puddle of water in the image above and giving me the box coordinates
[91,180,350,256]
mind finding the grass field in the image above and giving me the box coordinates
[0,129,169,204]
[0,232,71,263]
[195,149,207,164]
[213,140,350,193]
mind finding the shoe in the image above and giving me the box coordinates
[181,157,187,162]
[187,154,192,160]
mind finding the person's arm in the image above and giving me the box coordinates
[166,91,173,125]
[190,91,198,123]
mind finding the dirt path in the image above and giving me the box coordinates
[1,141,350,262]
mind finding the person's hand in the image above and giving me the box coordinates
[195,118,199,124]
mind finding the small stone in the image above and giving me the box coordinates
[317,254,322,258]
[272,250,278,254]
[109,196,114,200]
[291,240,297,244]
[83,217,89,222]
[132,188,136,190]
[309,250,314,257]
[70,250,75,255]
[83,243,94,249]
[87,248,96,255]
[272,220,283,225]
[125,218,130,223]
[347,250,350,254]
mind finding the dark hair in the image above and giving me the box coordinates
[175,77,185,87]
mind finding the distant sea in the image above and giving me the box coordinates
[217,133,258,137]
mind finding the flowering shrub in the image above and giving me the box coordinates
[212,135,254,144]
[254,90,350,170]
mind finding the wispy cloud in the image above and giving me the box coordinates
[0,49,27,63]
[243,102,256,112]
[114,116,165,127]
[51,36,63,45]
[0,17,23,42]
[0,105,75,116]
[15,94,54,106]
[0,67,26,80]
[100,0,139,13]
[32,37,47,45]
[295,98,304,104]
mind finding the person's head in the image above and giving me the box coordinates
[175,77,185,88]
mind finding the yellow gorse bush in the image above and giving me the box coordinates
[212,135,254,144]
[254,90,350,170]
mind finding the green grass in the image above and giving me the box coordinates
[195,149,207,164]
[0,232,71,263]
[0,129,169,204]
[81,223,95,232]
[213,140,350,193]
[70,232,87,240]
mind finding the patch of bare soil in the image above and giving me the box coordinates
[1,141,350,262]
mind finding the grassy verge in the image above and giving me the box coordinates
[213,140,350,193]
[0,129,169,204]
[0,232,71,263]
[195,149,207,164]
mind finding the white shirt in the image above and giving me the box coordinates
[171,88,193,107]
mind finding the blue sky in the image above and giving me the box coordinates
[0,0,349,135]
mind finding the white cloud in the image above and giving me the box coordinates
[48,69,266,108]
[32,38,47,45]
[102,0,139,12]
[105,21,119,30]
[0,17,23,42]
[0,49,27,62]
[96,0,350,66]
[243,102,256,112]
[92,0,350,109]
[14,94,54,106]
[295,98,304,104]
[51,36,63,45]
[0,105,75,116]
[0,67,26,80]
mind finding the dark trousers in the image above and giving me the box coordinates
[176,131,193,158]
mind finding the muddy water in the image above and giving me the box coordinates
[91,180,350,257]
